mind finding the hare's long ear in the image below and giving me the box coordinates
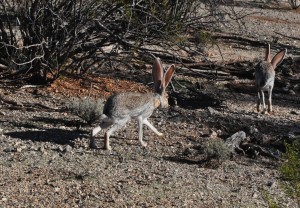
[265,43,271,62]
[152,57,164,91]
[271,49,287,68]
[162,64,175,88]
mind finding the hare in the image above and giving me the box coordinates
[90,58,175,150]
[255,44,287,114]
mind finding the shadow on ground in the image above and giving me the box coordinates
[32,116,85,128]
[5,128,85,145]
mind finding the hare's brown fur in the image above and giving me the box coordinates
[90,58,175,150]
[255,44,286,114]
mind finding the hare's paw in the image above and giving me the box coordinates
[90,141,99,149]
[261,109,268,114]
[157,132,164,137]
[256,106,260,112]
[104,144,112,151]
[268,106,273,114]
[141,141,147,147]
[89,137,98,149]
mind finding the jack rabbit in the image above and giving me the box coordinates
[255,44,287,114]
[90,58,175,150]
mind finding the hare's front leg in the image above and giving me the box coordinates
[143,119,163,137]
[90,120,113,149]
[137,116,147,147]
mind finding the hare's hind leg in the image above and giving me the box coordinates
[90,120,113,149]
[92,126,101,137]
[267,87,273,113]
[137,116,147,147]
[258,90,267,114]
[90,126,102,149]
[257,90,262,112]
[256,89,264,112]
[104,118,129,150]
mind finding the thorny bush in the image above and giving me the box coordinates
[0,0,241,83]
[67,97,104,126]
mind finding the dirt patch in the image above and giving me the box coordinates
[46,75,151,99]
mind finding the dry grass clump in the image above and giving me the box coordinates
[280,140,300,206]
[67,97,104,125]
[202,139,231,162]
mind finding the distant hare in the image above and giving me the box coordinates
[255,44,287,114]
[90,58,175,150]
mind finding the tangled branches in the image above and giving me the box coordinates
[0,0,240,84]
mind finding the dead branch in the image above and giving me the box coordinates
[0,0,249,83]
[214,34,265,46]
[0,94,22,107]
[0,94,59,111]
[179,67,230,76]
[19,85,45,89]
[240,143,282,160]
[0,64,8,70]
[275,32,300,41]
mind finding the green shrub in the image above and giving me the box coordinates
[203,139,230,162]
[280,140,300,205]
[194,30,216,46]
[67,97,104,125]
[261,189,280,208]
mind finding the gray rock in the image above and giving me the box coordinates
[3,147,17,152]
[208,107,219,115]
[225,131,247,152]
[64,145,72,152]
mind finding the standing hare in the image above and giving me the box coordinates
[90,58,175,150]
[255,44,287,114]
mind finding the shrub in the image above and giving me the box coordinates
[67,97,104,126]
[0,0,242,83]
[261,190,280,208]
[279,140,300,206]
[202,139,231,162]
[194,30,216,46]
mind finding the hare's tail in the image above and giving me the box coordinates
[100,114,108,120]
[260,75,274,89]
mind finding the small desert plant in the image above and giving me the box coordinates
[194,30,216,46]
[67,97,104,125]
[279,140,300,206]
[261,190,280,208]
[202,139,231,162]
